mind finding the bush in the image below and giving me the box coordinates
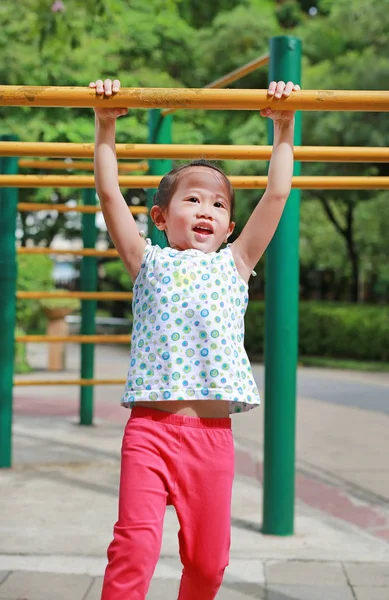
[17,254,54,333]
[103,260,133,291]
[39,297,81,312]
[299,303,389,362]
[101,259,134,318]
[244,301,389,362]
[14,327,31,374]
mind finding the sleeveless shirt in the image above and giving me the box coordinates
[121,241,261,414]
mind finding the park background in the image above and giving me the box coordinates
[1,0,388,372]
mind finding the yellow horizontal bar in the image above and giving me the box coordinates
[17,202,148,214]
[17,247,119,257]
[0,142,94,158]
[14,378,126,386]
[16,335,131,343]
[162,53,270,116]
[3,175,160,188]
[298,147,389,162]
[4,175,389,189]
[18,159,149,172]
[17,291,133,300]
[1,142,389,162]
[1,86,389,111]
[3,175,164,188]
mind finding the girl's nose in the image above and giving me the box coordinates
[197,205,213,219]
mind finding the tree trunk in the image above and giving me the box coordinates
[319,196,361,302]
[344,203,359,302]
[347,242,360,302]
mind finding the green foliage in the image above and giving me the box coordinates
[276,1,304,29]
[100,259,134,318]
[298,302,389,362]
[14,327,32,374]
[196,1,277,85]
[16,254,54,333]
[300,198,347,271]
[244,301,389,361]
[295,0,389,300]
[1,0,388,303]
[103,260,133,291]
[39,297,81,311]
[178,0,242,29]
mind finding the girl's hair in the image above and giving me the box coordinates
[153,159,235,220]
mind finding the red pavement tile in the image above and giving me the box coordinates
[14,395,77,417]
[296,474,388,530]
[14,395,128,422]
[374,529,389,542]
[234,447,389,542]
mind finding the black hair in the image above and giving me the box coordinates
[153,159,235,220]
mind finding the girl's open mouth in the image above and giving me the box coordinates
[193,226,213,236]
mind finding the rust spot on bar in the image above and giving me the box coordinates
[317,90,335,102]
[20,86,54,104]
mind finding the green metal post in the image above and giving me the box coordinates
[79,188,97,425]
[0,135,18,468]
[147,109,173,247]
[262,36,302,535]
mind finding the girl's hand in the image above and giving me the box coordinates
[260,81,300,123]
[89,79,128,121]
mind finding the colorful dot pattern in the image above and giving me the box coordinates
[121,242,261,414]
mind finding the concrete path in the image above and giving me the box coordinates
[1,343,388,599]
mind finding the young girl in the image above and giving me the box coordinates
[90,78,299,600]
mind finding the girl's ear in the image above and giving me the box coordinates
[225,221,235,242]
[150,205,167,230]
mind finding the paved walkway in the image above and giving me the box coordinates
[1,344,388,599]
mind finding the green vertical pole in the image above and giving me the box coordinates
[0,134,18,468]
[79,188,97,425]
[147,109,173,247]
[262,36,302,535]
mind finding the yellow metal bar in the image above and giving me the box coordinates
[17,202,148,214]
[0,142,97,158]
[15,335,131,343]
[14,378,126,386]
[4,175,389,189]
[161,53,270,116]
[17,291,133,300]
[17,247,119,258]
[296,147,389,162]
[1,86,389,111]
[18,159,149,172]
[1,142,389,162]
[1,175,162,188]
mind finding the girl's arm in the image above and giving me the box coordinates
[91,79,146,281]
[231,81,299,283]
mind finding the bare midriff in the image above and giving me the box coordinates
[135,400,230,418]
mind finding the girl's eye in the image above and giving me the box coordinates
[187,197,199,203]
[214,202,225,209]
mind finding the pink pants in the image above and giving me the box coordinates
[101,407,234,600]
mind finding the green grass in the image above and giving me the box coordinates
[298,356,389,372]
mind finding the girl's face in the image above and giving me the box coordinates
[150,167,235,253]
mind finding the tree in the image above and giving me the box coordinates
[296,0,389,301]
[1,0,388,304]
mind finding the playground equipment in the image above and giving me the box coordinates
[2,143,388,161]
[1,36,388,538]
[1,86,389,111]
[1,174,389,189]
[18,159,149,171]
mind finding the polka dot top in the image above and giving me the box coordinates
[121,240,261,414]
